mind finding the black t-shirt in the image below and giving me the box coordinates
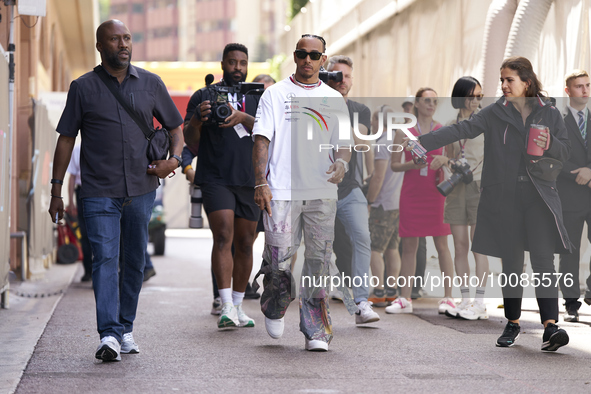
[337,99,372,200]
[185,81,259,187]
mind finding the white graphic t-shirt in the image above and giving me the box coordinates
[253,75,351,201]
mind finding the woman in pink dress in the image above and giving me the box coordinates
[386,87,455,314]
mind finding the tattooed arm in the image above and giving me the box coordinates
[253,135,273,216]
[147,125,185,178]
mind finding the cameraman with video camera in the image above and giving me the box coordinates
[184,43,261,330]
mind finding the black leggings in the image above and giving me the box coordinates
[502,181,559,324]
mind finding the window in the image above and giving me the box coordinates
[133,32,144,42]
[132,3,144,13]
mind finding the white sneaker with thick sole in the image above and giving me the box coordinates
[385,297,413,314]
[438,297,457,314]
[235,304,255,327]
[459,302,489,320]
[445,298,470,318]
[355,301,380,324]
[305,338,328,351]
[217,302,239,328]
[120,332,139,354]
[95,336,121,362]
[265,317,284,339]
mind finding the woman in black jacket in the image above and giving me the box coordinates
[417,56,572,352]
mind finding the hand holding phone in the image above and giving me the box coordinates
[408,140,428,165]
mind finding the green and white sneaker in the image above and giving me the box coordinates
[235,303,255,327]
[217,302,239,328]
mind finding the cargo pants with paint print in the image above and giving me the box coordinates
[253,199,356,343]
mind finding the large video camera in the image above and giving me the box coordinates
[203,74,264,125]
[189,185,203,228]
[436,160,473,197]
[319,66,342,83]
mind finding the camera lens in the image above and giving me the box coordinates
[216,104,232,120]
[437,173,463,197]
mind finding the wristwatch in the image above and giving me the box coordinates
[335,158,349,173]
[169,155,182,168]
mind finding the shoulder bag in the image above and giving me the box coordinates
[93,65,171,162]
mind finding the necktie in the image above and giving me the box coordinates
[578,110,586,142]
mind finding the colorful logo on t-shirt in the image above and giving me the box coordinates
[303,107,328,131]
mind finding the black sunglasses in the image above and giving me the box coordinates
[294,49,323,61]
[468,94,484,101]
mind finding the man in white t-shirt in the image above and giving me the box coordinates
[252,34,355,351]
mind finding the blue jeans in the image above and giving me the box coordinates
[336,188,371,304]
[83,191,155,341]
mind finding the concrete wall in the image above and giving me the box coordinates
[279,0,591,98]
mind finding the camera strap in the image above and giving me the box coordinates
[93,65,155,141]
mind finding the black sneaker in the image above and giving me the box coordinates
[496,322,520,347]
[563,300,581,322]
[541,323,569,351]
[244,282,260,300]
[563,308,579,322]
[143,268,156,282]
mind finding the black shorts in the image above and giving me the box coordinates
[201,183,260,222]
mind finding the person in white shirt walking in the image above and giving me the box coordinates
[252,34,355,351]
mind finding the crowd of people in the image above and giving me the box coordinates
[48,19,591,361]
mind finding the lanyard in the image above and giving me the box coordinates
[416,121,433,135]
[456,112,475,162]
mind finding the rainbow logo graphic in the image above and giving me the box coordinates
[303,107,328,131]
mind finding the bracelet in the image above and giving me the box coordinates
[183,164,193,174]
[51,195,63,199]
[254,184,268,189]
[50,178,63,185]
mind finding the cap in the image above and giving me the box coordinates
[402,96,414,106]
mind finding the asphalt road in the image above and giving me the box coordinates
[12,230,591,393]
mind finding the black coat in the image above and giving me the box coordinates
[420,97,573,258]
[556,108,591,212]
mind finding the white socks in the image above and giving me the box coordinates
[232,290,245,306]
[218,288,246,306]
[219,288,233,305]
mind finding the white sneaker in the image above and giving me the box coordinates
[120,332,139,354]
[385,297,413,314]
[211,297,222,315]
[438,297,456,314]
[217,302,239,328]
[355,301,380,324]
[459,302,489,320]
[305,338,328,351]
[235,304,255,327]
[444,298,470,318]
[95,336,121,362]
[265,317,284,339]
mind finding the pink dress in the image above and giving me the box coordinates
[399,124,451,238]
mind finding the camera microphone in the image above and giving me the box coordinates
[205,74,214,86]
